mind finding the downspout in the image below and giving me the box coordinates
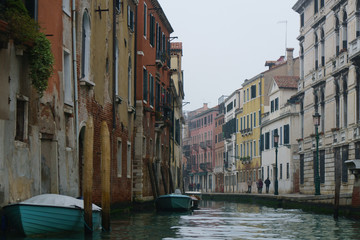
[134,4,137,119]
[72,0,79,164]
[112,0,117,129]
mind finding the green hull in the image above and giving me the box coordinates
[4,204,101,236]
[155,194,192,211]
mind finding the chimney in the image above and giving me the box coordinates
[286,48,294,76]
[203,103,208,109]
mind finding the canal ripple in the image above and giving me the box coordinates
[6,200,360,239]
[108,201,360,240]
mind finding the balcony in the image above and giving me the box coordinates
[332,50,348,73]
[349,37,360,60]
[206,140,212,148]
[200,141,207,150]
[200,162,212,171]
[240,128,252,136]
[193,144,199,152]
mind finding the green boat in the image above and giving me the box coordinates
[155,189,192,211]
[3,194,101,236]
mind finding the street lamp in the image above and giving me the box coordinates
[313,112,321,195]
[274,132,279,195]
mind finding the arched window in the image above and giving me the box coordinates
[320,28,325,67]
[315,33,319,70]
[81,11,91,80]
[335,16,340,56]
[300,44,304,79]
[343,10,348,50]
[343,76,348,127]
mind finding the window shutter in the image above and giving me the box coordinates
[284,124,289,144]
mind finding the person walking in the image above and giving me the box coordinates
[258,179,263,193]
[247,178,252,193]
[265,177,271,194]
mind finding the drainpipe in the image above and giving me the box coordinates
[72,0,79,164]
[134,4,137,120]
[112,0,117,129]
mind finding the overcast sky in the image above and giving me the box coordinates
[158,0,300,111]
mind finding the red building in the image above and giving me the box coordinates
[185,104,219,192]
[133,0,174,201]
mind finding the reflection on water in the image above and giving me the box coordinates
[4,200,360,239]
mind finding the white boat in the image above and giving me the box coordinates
[3,194,101,236]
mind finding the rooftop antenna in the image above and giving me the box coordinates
[277,20,287,58]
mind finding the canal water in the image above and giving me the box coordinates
[6,200,360,239]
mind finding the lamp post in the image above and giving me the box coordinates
[274,132,279,195]
[313,112,321,195]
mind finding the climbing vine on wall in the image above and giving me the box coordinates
[1,0,54,97]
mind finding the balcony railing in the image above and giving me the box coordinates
[349,37,360,60]
[200,141,206,149]
[200,162,212,171]
[333,50,348,72]
[206,140,212,148]
[240,128,252,136]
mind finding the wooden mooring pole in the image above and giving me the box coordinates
[101,121,111,231]
[84,116,94,234]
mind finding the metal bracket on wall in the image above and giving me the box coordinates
[95,5,109,19]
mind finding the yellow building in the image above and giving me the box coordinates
[236,74,263,193]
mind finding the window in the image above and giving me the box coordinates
[128,56,132,105]
[343,76,348,127]
[115,0,121,13]
[127,142,131,178]
[253,141,256,156]
[25,0,38,20]
[271,100,274,112]
[275,98,279,111]
[286,162,289,179]
[343,11,348,50]
[117,140,122,177]
[314,0,318,14]
[259,110,261,125]
[335,16,340,56]
[260,134,264,152]
[175,119,180,144]
[62,0,70,15]
[143,3,147,37]
[115,39,119,96]
[315,33,318,70]
[300,154,304,184]
[254,112,256,127]
[250,113,253,129]
[320,0,324,8]
[127,5,134,31]
[81,11,91,80]
[280,164,283,179]
[300,45,304,79]
[63,50,73,105]
[247,89,249,101]
[251,85,256,99]
[15,96,29,142]
[284,124,290,144]
[300,12,304,27]
[149,14,155,46]
[149,74,154,106]
[143,68,148,102]
[280,126,283,145]
[258,82,262,96]
[265,132,270,150]
[335,79,340,128]
[320,29,325,67]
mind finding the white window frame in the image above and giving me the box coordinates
[63,49,73,105]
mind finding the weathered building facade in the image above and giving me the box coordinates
[261,76,300,194]
[293,0,360,204]
[133,0,174,201]
[170,42,185,190]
